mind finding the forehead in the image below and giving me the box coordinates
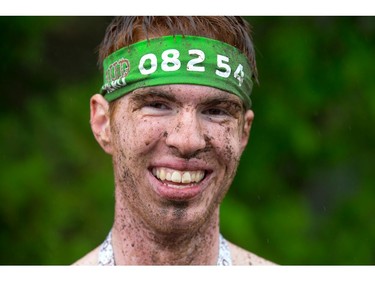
[126,84,245,105]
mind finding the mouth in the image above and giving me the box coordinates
[151,167,207,189]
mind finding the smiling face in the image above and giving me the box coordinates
[91,84,253,236]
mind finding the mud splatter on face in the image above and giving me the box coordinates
[107,84,250,264]
[172,201,189,220]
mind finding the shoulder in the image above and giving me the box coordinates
[227,241,276,265]
[72,246,100,265]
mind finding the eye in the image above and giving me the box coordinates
[146,102,170,110]
[202,108,229,116]
[141,101,172,116]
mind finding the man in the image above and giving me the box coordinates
[74,16,273,265]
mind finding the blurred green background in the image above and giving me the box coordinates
[0,16,374,265]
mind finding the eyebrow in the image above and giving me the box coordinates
[200,94,245,111]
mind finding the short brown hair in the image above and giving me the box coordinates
[98,16,258,82]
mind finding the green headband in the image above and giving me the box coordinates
[101,35,253,108]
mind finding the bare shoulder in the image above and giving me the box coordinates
[227,241,276,265]
[72,246,100,265]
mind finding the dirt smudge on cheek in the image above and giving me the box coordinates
[224,143,234,163]
[221,124,240,163]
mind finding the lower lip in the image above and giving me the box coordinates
[148,171,206,201]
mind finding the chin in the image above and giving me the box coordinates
[145,201,219,237]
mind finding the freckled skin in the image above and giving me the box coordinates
[80,84,257,265]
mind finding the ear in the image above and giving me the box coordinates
[240,109,254,152]
[90,94,113,155]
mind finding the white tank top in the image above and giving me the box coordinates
[98,230,232,265]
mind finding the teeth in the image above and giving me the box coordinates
[191,172,196,182]
[159,169,166,181]
[166,172,172,181]
[171,171,181,183]
[152,168,206,184]
[181,172,191,183]
[197,171,204,182]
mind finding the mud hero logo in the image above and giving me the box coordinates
[105,58,130,84]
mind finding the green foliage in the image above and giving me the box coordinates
[0,16,374,265]
[222,16,375,265]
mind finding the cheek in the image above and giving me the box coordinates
[205,124,243,165]
[226,126,241,155]
[113,116,165,154]
[136,118,167,150]
[140,119,167,146]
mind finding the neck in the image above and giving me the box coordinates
[111,202,220,265]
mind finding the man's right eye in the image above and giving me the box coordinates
[146,102,169,110]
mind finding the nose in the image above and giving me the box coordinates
[165,109,206,158]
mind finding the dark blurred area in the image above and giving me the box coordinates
[0,16,374,265]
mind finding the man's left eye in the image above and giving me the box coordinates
[203,108,228,116]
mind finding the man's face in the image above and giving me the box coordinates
[95,84,253,234]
